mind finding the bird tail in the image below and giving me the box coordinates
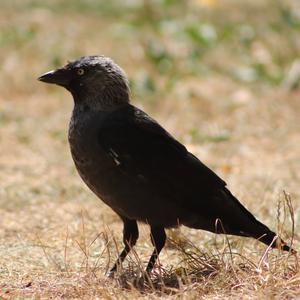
[221,188,296,254]
[256,231,296,254]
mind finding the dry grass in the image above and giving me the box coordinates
[0,0,300,298]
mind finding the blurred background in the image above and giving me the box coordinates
[0,0,299,297]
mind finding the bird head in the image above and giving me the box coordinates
[38,55,130,110]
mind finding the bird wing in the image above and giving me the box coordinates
[97,105,226,211]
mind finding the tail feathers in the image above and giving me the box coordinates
[256,231,296,254]
[221,188,296,254]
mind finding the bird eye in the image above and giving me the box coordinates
[77,68,84,75]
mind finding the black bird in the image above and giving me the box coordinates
[38,55,294,274]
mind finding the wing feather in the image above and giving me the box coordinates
[98,105,226,211]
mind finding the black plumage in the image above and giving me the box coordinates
[38,55,294,274]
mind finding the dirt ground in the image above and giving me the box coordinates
[0,0,299,299]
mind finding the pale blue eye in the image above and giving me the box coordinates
[77,68,84,75]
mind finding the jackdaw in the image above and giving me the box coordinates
[38,55,295,275]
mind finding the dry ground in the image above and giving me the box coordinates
[0,0,300,299]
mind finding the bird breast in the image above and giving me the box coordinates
[68,109,121,199]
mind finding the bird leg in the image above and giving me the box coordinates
[108,218,138,276]
[146,226,166,273]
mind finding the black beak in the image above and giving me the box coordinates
[38,67,71,87]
